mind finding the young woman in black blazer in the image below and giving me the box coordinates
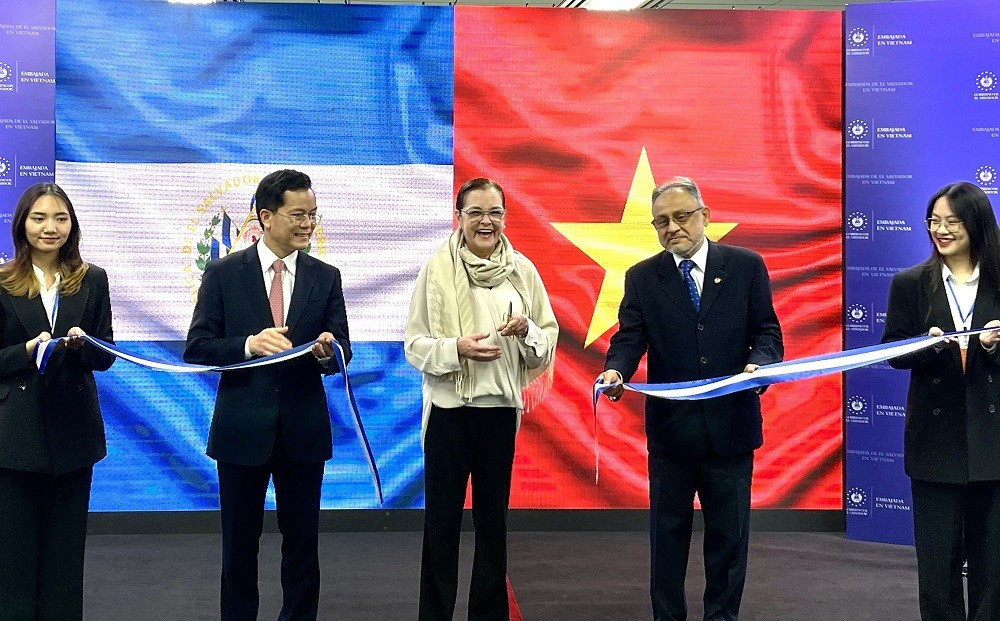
[0,183,115,620]
[883,181,1000,621]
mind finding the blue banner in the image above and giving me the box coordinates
[844,0,1000,544]
[0,0,56,261]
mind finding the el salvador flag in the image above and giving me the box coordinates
[55,0,453,510]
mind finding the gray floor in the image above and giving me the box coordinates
[83,531,920,620]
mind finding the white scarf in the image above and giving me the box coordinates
[424,230,554,408]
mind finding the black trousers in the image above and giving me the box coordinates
[911,478,1000,621]
[216,429,325,621]
[648,451,753,621]
[0,466,93,621]
[419,405,517,621]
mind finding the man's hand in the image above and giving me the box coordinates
[457,332,502,362]
[743,364,759,373]
[312,332,336,359]
[498,313,529,339]
[597,370,624,402]
[249,326,293,356]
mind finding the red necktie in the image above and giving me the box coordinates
[269,259,285,327]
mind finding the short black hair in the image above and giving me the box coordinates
[254,169,312,221]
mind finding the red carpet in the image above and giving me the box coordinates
[507,576,523,621]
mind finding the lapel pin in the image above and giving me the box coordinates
[714,277,721,284]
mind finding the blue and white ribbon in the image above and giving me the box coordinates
[34,335,383,503]
[591,327,998,482]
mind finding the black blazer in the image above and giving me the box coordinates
[882,261,1000,483]
[184,244,352,466]
[605,242,783,458]
[0,265,115,475]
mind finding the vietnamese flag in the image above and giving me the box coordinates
[454,8,843,509]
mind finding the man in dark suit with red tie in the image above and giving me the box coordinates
[185,169,351,621]
[598,177,782,621]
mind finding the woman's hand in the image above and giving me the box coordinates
[26,331,53,356]
[980,320,1000,349]
[498,313,528,339]
[457,332,502,362]
[928,326,952,349]
[66,327,87,350]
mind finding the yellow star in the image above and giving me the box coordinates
[551,148,738,347]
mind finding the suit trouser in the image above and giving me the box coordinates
[0,466,93,621]
[911,478,1000,621]
[216,428,325,621]
[419,405,516,621]
[648,451,753,621]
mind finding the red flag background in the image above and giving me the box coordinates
[454,8,843,509]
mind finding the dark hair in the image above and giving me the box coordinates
[0,183,88,298]
[925,181,1000,293]
[455,177,505,213]
[254,169,312,221]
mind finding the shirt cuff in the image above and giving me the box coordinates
[519,320,545,355]
[244,337,253,360]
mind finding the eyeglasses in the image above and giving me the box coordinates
[651,207,704,230]
[925,217,963,232]
[271,211,322,226]
[460,208,506,222]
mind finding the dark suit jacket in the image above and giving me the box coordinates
[882,261,1000,484]
[184,244,351,466]
[0,265,115,475]
[605,242,783,458]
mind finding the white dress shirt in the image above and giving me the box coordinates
[942,263,979,350]
[32,264,61,330]
[671,237,709,295]
[243,243,299,359]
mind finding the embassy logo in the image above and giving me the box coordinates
[977,165,998,195]
[847,28,871,55]
[846,487,869,516]
[0,156,11,187]
[0,62,13,92]
[846,120,870,148]
[846,211,870,240]
[846,303,871,332]
[848,120,868,139]
[846,395,870,424]
[975,71,998,100]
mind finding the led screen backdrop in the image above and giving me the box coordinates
[844,0,1000,544]
[0,0,56,259]
[55,0,843,510]
[454,8,843,508]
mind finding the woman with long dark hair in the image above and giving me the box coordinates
[883,181,1000,620]
[0,183,115,620]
